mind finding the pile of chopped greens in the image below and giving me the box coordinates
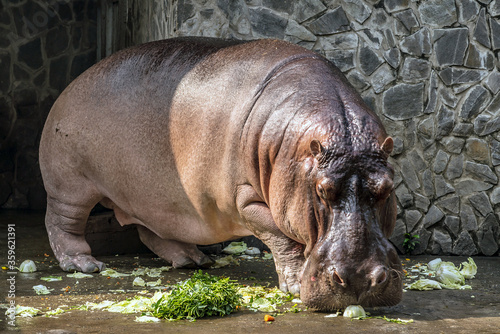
[150,271,242,320]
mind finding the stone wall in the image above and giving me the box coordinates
[172,0,500,256]
[2,0,499,256]
[0,0,97,209]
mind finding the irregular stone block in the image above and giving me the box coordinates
[484,71,500,94]
[263,0,296,15]
[405,210,422,232]
[417,118,434,146]
[382,83,424,120]
[430,229,452,255]
[457,0,480,23]
[466,138,490,164]
[459,86,491,119]
[249,7,288,38]
[476,113,500,136]
[306,7,350,35]
[424,71,438,114]
[342,0,372,24]
[400,57,431,83]
[445,154,464,180]
[384,0,409,13]
[316,33,358,50]
[359,43,384,75]
[491,139,500,166]
[452,231,478,256]
[435,175,455,198]
[0,52,10,92]
[473,8,491,48]
[489,0,500,16]
[469,191,494,216]
[432,28,468,66]
[399,27,431,56]
[395,183,413,208]
[49,56,69,91]
[384,48,401,68]
[456,179,493,196]
[465,161,498,184]
[421,169,434,197]
[400,158,421,191]
[436,105,455,138]
[285,20,317,43]
[433,150,450,173]
[45,26,70,58]
[411,227,431,255]
[389,219,407,254]
[441,136,465,154]
[437,195,460,214]
[490,186,500,204]
[465,43,495,69]
[490,17,500,50]
[414,193,430,211]
[477,213,499,255]
[437,67,488,86]
[452,123,473,137]
[370,64,396,93]
[324,50,355,72]
[294,0,326,23]
[460,204,478,231]
[346,70,369,91]
[394,9,419,32]
[444,215,460,237]
[18,38,43,70]
[424,205,445,228]
[420,0,457,27]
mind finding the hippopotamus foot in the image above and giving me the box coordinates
[137,226,214,269]
[59,254,106,273]
[45,197,106,273]
[267,239,304,296]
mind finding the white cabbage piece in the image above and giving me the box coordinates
[100,269,130,277]
[406,279,442,291]
[33,285,53,295]
[67,272,93,279]
[13,306,41,317]
[222,241,248,254]
[133,277,146,287]
[435,262,464,286]
[135,315,160,323]
[460,257,477,279]
[343,305,366,318]
[19,260,37,273]
[245,247,261,255]
[427,258,442,271]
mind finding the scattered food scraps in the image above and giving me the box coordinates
[264,314,275,322]
[19,260,37,273]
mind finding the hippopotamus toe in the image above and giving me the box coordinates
[59,254,106,273]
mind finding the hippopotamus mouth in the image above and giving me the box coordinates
[299,236,403,311]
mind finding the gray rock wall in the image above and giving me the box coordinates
[0,0,97,209]
[171,0,500,256]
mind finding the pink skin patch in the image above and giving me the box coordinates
[311,276,316,282]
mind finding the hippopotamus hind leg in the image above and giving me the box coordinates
[45,196,106,273]
[136,226,214,269]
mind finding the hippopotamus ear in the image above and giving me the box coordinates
[381,137,394,155]
[310,139,324,158]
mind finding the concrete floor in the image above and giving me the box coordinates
[1,210,500,333]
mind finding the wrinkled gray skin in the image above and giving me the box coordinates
[39,37,403,311]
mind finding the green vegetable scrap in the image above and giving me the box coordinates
[33,285,53,295]
[12,306,41,317]
[19,260,37,273]
[150,271,242,320]
[40,276,62,282]
[45,308,66,316]
[67,272,93,279]
[100,269,130,278]
[222,241,248,255]
[239,286,292,312]
[343,305,366,318]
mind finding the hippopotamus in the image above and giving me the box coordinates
[39,37,403,310]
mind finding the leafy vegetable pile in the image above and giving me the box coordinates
[150,271,242,320]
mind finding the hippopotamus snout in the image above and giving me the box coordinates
[300,236,403,310]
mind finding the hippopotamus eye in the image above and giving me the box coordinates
[316,180,335,201]
[372,177,394,201]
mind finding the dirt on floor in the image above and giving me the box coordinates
[1,210,499,334]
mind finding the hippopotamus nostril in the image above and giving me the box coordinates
[370,266,389,287]
[332,270,348,287]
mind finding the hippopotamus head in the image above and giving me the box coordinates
[260,58,403,310]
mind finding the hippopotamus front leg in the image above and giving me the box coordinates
[236,185,303,295]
